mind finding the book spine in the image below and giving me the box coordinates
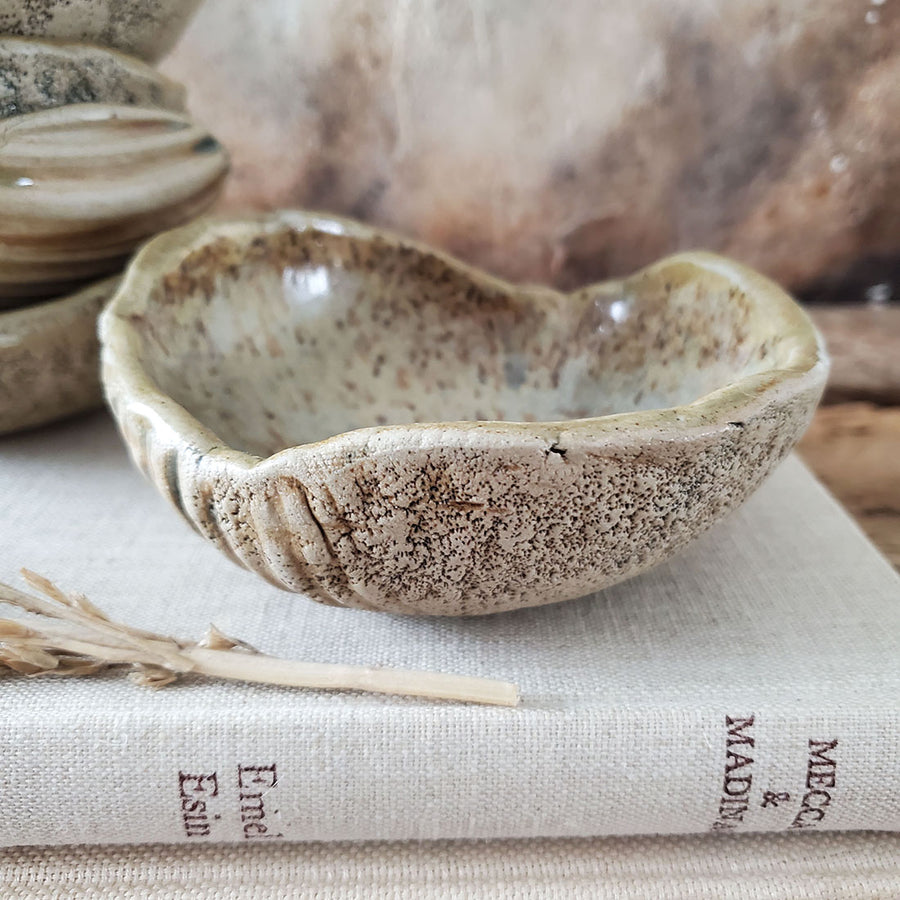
[3,703,898,846]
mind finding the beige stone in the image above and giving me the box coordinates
[100,212,827,615]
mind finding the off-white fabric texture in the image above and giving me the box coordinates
[4,832,900,899]
[0,414,898,847]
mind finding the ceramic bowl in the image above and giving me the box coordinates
[0,0,204,63]
[0,275,118,434]
[100,212,828,616]
[0,103,228,303]
[0,37,186,121]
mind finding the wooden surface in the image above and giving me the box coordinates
[808,306,900,405]
[799,403,900,569]
[798,303,900,569]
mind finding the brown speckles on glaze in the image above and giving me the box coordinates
[128,228,788,458]
[100,211,828,615]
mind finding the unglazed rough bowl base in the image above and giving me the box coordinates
[0,276,118,435]
[100,212,828,615]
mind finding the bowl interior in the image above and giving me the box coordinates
[125,227,794,457]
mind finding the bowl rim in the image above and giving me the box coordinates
[99,210,829,470]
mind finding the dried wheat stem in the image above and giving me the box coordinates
[184,647,520,706]
[19,571,189,668]
[0,574,520,707]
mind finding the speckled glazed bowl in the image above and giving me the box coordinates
[0,0,204,63]
[100,212,828,616]
[0,275,118,434]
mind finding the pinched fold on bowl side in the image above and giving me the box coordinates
[100,212,828,616]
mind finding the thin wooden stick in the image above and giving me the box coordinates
[0,574,520,707]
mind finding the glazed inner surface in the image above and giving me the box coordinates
[132,228,795,457]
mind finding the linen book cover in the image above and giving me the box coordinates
[0,413,898,847]
[5,833,900,900]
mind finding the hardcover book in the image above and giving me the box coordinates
[5,832,900,899]
[1,413,898,847]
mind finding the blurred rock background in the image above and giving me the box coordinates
[163,0,899,302]
[163,0,900,565]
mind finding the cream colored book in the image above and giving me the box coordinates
[5,833,900,899]
[0,413,898,847]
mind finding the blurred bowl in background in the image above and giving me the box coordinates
[0,37,186,120]
[0,275,118,434]
[0,103,229,303]
[0,0,204,63]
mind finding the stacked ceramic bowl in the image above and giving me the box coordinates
[0,1,227,434]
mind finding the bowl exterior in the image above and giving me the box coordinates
[99,215,829,616]
[103,359,827,615]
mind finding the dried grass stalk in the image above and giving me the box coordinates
[0,571,519,707]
